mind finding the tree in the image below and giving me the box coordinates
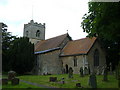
[2,23,16,71]
[9,37,35,74]
[81,2,120,69]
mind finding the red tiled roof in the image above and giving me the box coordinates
[35,33,69,52]
[60,37,97,56]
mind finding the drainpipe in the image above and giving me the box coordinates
[83,55,85,74]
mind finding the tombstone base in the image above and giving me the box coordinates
[11,78,19,85]
[49,77,57,82]
[2,78,8,85]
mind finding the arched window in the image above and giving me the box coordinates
[74,56,77,67]
[94,49,99,66]
[26,31,28,36]
[36,30,40,37]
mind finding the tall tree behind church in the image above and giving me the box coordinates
[81,2,120,69]
[9,37,35,74]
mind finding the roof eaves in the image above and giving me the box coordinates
[35,47,60,54]
[60,53,87,57]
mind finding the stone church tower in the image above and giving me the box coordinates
[23,20,45,44]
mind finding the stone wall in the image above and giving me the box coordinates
[61,55,88,74]
[37,50,63,75]
[87,40,106,73]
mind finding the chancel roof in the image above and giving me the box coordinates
[60,37,97,56]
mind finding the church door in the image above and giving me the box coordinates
[65,64,68,74]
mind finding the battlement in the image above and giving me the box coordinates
[24,20,45,28]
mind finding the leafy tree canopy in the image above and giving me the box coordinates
[81,2,120,69]
[81,2,120,42]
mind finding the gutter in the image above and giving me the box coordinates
[35,47,60,54]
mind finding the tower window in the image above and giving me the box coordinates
[73,56,77,67]
[94,49,99,66]
[36,30,40,37]
[26,31,28,36]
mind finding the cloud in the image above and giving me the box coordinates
[0,0,89,40]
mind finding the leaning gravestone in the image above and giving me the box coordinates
[2,78,8,85]
[80,67,84,77]
[68,67,73,78]
[8,71,16,81]
[11,78,19,85]
[88,73,97,88]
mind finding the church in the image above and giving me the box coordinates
[23,20,106,75]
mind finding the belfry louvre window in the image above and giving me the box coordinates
[74,56,77,67]
[94,49,99,66]
[36,30,40,37]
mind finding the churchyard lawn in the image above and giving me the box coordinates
[19,74,118,88]
[2,74,118,88]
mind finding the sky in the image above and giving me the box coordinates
[0,0,90,40]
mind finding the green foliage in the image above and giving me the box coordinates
[2,81,40,88]
[81,2,120,68]
[2,23,16,71]
[81,2,120,41]
[8,37,35,74]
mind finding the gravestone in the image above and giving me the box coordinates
[80,67,84,77]
[76,83,81,87]
[2,78,8,85]
[11,78,19,85]
[61,78,65,84]
[49,77,57,82]
[68,67,73,78]
[88,73,97,88]
[103,67,108,81]
[8,71,16,80]
[84,67,89,75]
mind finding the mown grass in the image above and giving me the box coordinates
[19,74,118,88]
[2,75,41,88]
[2,80,41,88]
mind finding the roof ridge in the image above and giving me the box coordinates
[45,33,68,41]
[72,37,96,42]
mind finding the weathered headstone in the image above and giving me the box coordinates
[88,73,97,88]
[84,67,89,75]
[80,67,84,77]
[61,78,65,84]
[11,78,19,85]
[68,67,73,78]
[2,78,8,85]
[8,71,16,81]
[103,67,108,81]
[49,77,57,82]
[76,83,81,87]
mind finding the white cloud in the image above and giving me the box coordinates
[0,0,89,40]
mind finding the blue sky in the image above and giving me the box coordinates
[0,0,89,40]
